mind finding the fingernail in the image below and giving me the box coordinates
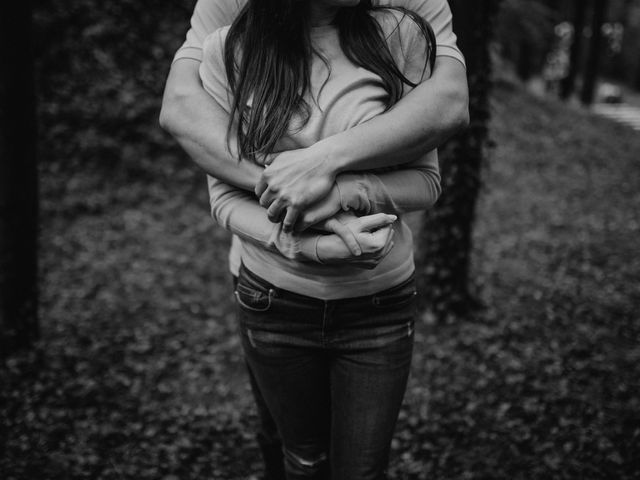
[389,215,397,222]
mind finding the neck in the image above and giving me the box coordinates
[309,3,339,26]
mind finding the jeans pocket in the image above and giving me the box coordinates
[235,283,274,312]
[372,278,417,308]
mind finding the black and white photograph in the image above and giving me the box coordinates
[1,0,639,479]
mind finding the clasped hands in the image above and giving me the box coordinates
[255,148,396,268]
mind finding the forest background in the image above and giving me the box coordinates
[1,0,640,479]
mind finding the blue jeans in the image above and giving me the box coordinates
[235,264,417,480]
[233,276,286,480]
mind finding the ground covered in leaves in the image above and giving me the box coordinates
[2,2,640,479]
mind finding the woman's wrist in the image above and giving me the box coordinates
[315,234,352,264]
[335,173,370,213]
[300,233,348,264]
[314,236,325,264]
[298,234,323,263]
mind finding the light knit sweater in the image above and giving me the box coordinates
[199,10,444,299]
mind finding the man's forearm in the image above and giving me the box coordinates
[159,59,262,191]
[161,56,467,210]
[317,56,469,174]
[255,56,467,227]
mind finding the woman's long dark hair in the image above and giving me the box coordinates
[224,0,436,163]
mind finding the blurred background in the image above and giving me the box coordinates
[1,0,639,478]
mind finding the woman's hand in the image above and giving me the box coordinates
[315,212,397,269]
[255,146,336,232]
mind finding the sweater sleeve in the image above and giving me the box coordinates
[335,150,441,215]
[207,176,320,262]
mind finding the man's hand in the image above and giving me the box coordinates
[255,146,337,231]
[295,183,344,232]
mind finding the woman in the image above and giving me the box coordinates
[200,1,440,478]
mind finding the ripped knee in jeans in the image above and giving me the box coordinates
[283,447,328,477]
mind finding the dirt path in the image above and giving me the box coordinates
[593,103,640,131]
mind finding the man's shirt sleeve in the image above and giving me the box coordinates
[174,0,463,66]
[173,0,245,64]
[380,0,465,67]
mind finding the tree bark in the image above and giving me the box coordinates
[560,0,588,100]
[516,39,534,81]
[417,0,501,320]
[0,0,39,355]
[581,0,608,105]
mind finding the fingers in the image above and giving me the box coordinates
[263,153,277,166]
[335,225,362,256]
[294,211,317,232]
[255,176,268,199]
[367,225,394,250]
[327,220,362,256]
[295,213,314,232]
[296,192,342,231]
[282,207,300,233]
[267,199,286,223]
[351,227,395,269]
[356,213,397,232]
[361,225,394,256]
[259,189,276,208]
[297,205,337,232]
[297,212,326,232]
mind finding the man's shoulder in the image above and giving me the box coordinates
[372,0,444,15]
[196,0,246,28]
[371,0,452,39]
[203,26,232,55]
[369,7,426,43]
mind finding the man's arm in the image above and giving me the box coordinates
[161,0,467,229]
[256,55,468,229]
[159,58,262,191]
[161,54,466,229]
[159,0,258,187]
[160,55,465,193]
[318,56,468,171]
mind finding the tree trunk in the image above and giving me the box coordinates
[581,0,608,105]
[516,39,533,81]
[560,0,588,100]
[609,0,633,82]
[417,0,501,321]
[0,0,39,355]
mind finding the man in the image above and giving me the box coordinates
[160,1,468,478]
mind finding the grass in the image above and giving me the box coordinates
[2,59,640,480]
